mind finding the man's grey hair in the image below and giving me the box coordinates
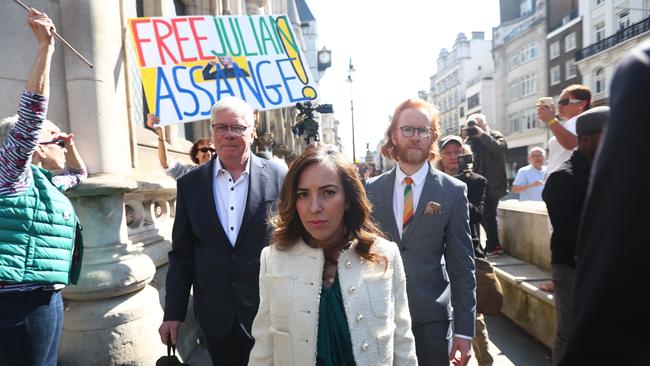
[466,113,486,124]
[528,146,546,156]
[210,97,255,126]
[0,114,59,145]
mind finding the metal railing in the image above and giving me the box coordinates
[577,16,650,60]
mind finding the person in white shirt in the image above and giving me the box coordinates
[537,84,592,176]
[512,147,547,201]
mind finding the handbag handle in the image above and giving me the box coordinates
[166,340,176,357]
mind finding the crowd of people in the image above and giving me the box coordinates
[1,7,648,366]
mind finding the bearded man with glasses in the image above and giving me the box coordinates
[537,84,592,175]
[366,99,476,366]
[159,96,287,366]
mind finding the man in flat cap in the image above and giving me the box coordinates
[541,106,609,365]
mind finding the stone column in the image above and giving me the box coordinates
[57,1,163,364]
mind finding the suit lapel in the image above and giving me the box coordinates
[201,157,230,247]
[379,169,401,242]
[235,154,268,246]
[401,163,439,243]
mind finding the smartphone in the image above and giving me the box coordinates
[537,97,554,107]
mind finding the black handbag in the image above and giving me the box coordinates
[156,342,187,366]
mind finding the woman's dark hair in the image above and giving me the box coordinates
[270,144,385,265]
[564,84,592,111]
[189,138,212,164]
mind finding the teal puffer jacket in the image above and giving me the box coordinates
[0,165,82,285]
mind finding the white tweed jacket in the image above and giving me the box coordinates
[248,237,418,366]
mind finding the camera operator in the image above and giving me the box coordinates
[437,135,493,365]
[462,114,507,257]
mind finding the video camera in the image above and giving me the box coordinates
[292,101,334,144]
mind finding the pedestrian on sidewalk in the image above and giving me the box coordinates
[542,106,608,365]
[462,114,507,257]
[158,96,286,366]
[248,144,417,366]
[559,41,650,366]
[511,147,547,201]
[0,9,86,366]
[366,99,476,366]
[437,136,495,366]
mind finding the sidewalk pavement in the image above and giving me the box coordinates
[469,313,551,366]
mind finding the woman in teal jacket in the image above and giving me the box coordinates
[0,9,86,366]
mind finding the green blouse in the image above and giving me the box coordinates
[316,274,356,366]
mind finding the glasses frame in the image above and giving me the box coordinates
[198,147,216,153]
[39,139,65,148]
[399,126,432,138]
[211,124,250,136]
[557,98,583,106]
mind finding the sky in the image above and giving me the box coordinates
[305,0,501,162]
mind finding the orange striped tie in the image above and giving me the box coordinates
[403,177,414,231]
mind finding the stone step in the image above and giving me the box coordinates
[489,254,556,349]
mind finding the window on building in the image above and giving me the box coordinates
[521,73,538,97]
[594,22,606,42]
[549,41,560,59]
[564,32,576,52]
[510,114,521,132]
[468,93,480,109]
[594,0,604,6]
[550,65,561,85]
[566,59,578,79]
[594,67,606,94]
[618,9,631,31]
[460,106,465,118]
[520,0,534,17]
[645,0,650,18]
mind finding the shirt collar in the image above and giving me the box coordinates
[396,161,429,186]
[214,153,251,178]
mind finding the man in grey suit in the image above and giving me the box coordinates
[366,99,476,366]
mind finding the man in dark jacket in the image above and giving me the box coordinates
[464,114,507,257]
[542,106,608,365]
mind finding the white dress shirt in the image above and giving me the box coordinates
[392,162,430,238]
[213,155,251,246]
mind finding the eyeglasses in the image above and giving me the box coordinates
[39,139,65,148]
[211,124,250,135]
[399,126,432,138]
[198,147,216,153]
[557,98,582,106]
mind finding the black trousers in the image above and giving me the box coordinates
[205,319,254,366]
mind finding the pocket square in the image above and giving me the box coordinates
[424,201,442,215]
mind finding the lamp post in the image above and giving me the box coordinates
[346,58,356,163]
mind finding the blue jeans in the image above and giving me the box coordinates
[0,289,64,366]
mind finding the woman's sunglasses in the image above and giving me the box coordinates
[39,139,65,148]
[198,147,216,153]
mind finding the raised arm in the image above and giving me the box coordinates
[26,9,55,97]
[146,113,171,169]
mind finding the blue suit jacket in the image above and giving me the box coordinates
[163,153,286,340]
[366,163,476,337]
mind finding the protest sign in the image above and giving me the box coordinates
[128,15,318,126]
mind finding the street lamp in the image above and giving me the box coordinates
[346,58,356,163]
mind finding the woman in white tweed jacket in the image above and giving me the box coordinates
[248,144,417,366]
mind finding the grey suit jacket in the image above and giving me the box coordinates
[366,163,476,337]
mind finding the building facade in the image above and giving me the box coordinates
[547,0,583,98]
[493,0,548,179]
[430,32,494,137]
[0,0,320,364]
[576,0,650,105]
